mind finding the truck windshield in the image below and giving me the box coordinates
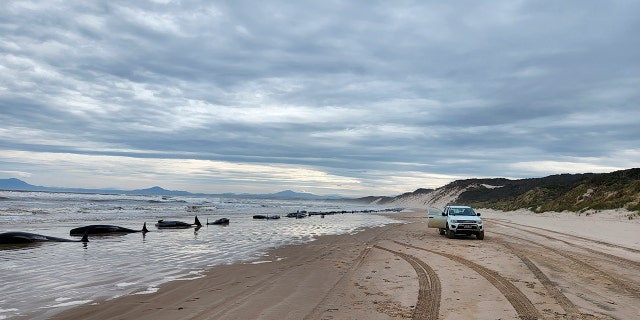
[449,208,476,216]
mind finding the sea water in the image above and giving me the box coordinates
[0,190,402,319]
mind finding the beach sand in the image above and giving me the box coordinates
[49,209,640,320]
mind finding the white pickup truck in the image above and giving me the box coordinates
[427,205,484,240]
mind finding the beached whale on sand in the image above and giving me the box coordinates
[69,223,149,236]
[0,231,89,245]
[207,218,230,225]
[155,216,202,229]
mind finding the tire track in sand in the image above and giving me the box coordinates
[394,241,542,320]
[499,241,585,319]
[374,245,441,320]
[492,230,640,297]
[488,219,640,255]
[490,220,640,270]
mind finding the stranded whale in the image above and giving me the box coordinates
[207,218,230,225]
[0,231,89,245]
[69,223,149,236]
[252,215,280,220]
[155,216,202,229]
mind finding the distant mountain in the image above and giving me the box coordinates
[0,178,342,199]
[129,186,192,196]
[384,168,640,214]
[0,178,48,191]
[234,189,342,200]
[0,179,192,196]
[269,189,342,199]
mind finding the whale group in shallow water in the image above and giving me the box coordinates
[1,215,218,246]
[2,207,402,246]
[2,209,380,246]
[1,208,387,247]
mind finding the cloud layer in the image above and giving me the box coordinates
[1,0,639,196]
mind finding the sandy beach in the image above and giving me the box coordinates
[48,209,640,320]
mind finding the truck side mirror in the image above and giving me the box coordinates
[477,213,481,216]
[441,212,447,216]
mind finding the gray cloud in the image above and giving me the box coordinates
[1,0,638,196]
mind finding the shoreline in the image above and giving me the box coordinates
[40,209,640,319]
[46,213,412,320]
[0,194,401,320]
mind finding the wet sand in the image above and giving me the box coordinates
[49,210,640,320]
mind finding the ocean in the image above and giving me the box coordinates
[0,190,402,320]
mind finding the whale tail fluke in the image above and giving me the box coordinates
[194,216,202,227]
[142,222,149,233]
[81,231,89,243]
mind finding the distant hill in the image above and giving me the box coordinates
[6,168,640,212]
[253,189,342,200]
[0,178,48,191]
[0,179,193,196]
[381,168,640,214]
[0,179,342,199]
[128,186,192,196]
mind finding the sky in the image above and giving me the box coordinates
[1,0,639,197]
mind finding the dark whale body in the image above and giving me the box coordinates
[0,231,89,245]
[70,223,149,236]
[207,218,230,225]
[155,216,202,229]
[252,215,280,220]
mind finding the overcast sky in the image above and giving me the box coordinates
[1,1,639,197]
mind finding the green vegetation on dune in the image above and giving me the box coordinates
[456,168,640,213]
[384,168,640,214]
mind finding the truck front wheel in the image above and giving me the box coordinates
[476,231,484,240]
[446,225,456,239]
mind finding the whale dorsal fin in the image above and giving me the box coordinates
[142,222,149,233]
[81,231,89,243]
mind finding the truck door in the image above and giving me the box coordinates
[427,207,446,228]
